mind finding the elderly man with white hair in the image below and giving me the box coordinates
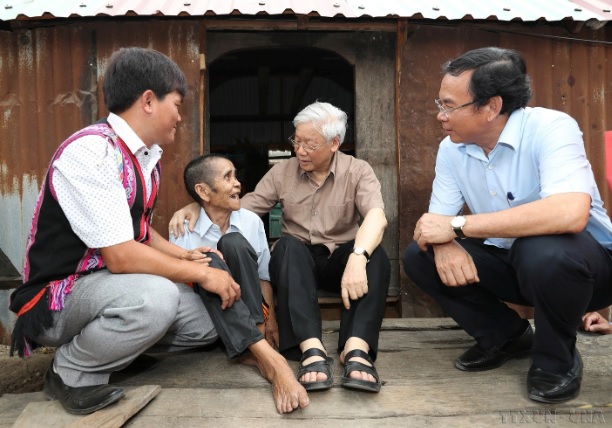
[170,101,390,393]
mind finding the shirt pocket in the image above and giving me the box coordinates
[324,202,356,235]
[280,202,310,234]
[507,185,540,208]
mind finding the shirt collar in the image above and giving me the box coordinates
[496,108,526,151]
[107,113,148,155]
[298,152,339,179]
[193,207,243,237]
[462,109,525,159]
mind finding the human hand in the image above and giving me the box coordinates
[433,241,479,287]
[340,255,369,310]
[169,202,200,238]
[199,268,241,310]
[581,311,612,335]
[179,248,212,264]
[414,213,456,251]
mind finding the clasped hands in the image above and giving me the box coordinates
[413,213,457,251]
[414,213,479,287]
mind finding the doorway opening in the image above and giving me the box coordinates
[208,46,355,195]
[208,47,355,237]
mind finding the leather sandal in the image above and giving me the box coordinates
[297,348,334,391]
[341,349,382,392]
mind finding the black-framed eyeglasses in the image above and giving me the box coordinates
[434,98,477,119]
[287,136,326,153]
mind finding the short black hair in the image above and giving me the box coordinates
[443,47,532,115]
[102,47,187,114]
[183,154,231,203]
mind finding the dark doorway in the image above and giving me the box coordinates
[208,47,355,196]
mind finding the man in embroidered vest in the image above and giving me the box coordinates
[9,47,308,415]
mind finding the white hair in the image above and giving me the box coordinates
[293,101,347,145]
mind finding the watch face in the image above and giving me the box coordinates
[353,247,365,255]
[451,216,466,228]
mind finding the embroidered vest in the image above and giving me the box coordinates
[9,122,160,356]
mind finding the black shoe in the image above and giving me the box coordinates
[43,364,125,415]
[527,350,583,404]
[455,323,533,371]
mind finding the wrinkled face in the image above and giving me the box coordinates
[292,122,338,175]
[436,70,487,145]
[151,91,182,146]
[207,158,241,213]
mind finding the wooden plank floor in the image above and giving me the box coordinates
[1,318,611,427]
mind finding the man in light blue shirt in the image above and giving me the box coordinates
[403,47,612,404]
[171,154,307,413]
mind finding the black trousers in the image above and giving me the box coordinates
[270,235,390,361]
[195,232,265,358]
[402,231,612,373]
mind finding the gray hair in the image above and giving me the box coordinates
[293,101,347,145]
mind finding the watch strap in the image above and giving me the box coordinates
[353,247,370,260]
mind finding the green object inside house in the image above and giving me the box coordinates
[269,203,282,239]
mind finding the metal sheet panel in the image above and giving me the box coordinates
[1,0,612,22]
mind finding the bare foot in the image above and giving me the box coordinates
[250,340,309,413]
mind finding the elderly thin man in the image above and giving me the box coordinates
[170,153,305,412]
[171,101,390,393]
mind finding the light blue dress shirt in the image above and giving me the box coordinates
[429,107,612,250]
[170,207,271,281]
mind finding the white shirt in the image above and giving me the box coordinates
[52,113,162,249]
[170,207,271,281]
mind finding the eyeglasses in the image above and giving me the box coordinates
[435,98,477,119]
[288,136,326,153]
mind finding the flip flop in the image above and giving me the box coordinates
[341,349,382,392]
[297,348,334,391]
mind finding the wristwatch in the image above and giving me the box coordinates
[352,247,370,261]
[451,216,467,239]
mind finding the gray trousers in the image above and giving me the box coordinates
[36,270,218,387]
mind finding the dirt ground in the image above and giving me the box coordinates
[0,345,54,397]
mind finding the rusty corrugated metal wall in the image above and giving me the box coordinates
[1,17,612,327]
[0,20,204,338]
[398,23,612,316]
[0,20,203,261]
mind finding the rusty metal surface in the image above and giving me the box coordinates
[2,16,612,324]
[1,0,612,22]
[0,21,202,341]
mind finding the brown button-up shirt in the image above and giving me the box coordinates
[241,151,384,254]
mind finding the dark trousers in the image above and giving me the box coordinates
[402,231,612,373]
[195,232,265,358]
[270,235,390,361]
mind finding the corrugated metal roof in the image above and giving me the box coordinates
[1,0,612,23]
